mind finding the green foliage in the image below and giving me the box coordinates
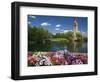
[83,36,88,42]
[53,33,66,38]
[76,32,84,42]
[52,31,86,43]
[28,26,87,45]
[28,26,52,44]
[65,31,74,42]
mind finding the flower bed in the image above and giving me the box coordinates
[28,50,88,66]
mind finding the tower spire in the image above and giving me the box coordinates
[73,17,78,41]
[73,17,78,31]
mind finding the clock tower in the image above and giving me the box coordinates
[73,18,78,41]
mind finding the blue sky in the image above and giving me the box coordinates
[28,15,87,35]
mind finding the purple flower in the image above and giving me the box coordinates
[72,59,83,64]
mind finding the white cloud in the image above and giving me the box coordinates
[41,22,51,26]
[55,28,60,31]
[29,16,36,19]
[56,24,61,27]
[55,24,61,31]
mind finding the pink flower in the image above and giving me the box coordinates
[28,54,37,66]
[64,61,68,65]
[28,52,33,56]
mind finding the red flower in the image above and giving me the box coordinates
[28,52,33,56]
[28,55,37,66]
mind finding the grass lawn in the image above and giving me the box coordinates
[50,38,68,42]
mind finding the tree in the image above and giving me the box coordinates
[28,26,52,44]
[76,32,84,42]
[65,31,74,42]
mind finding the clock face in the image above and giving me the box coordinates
[74,24,77,27]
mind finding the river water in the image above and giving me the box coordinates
[28,41,87,53]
